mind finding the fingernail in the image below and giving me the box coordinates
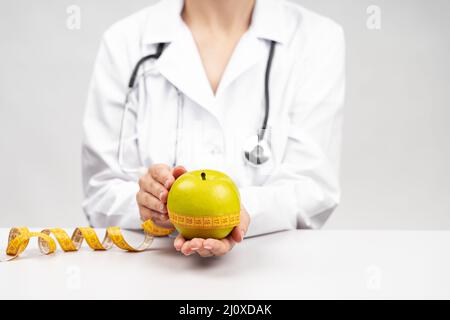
[160,204,165,212]
[240,230,245,240]
[164,180,171,188]
[204,245,212,250]
[191,247,199,251]
[159,192,164,200]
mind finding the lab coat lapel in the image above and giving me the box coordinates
[143,0,288,113]
[156,23,216,114]
[216,33,266,97]
[214,0,288,96]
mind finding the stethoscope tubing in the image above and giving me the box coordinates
[119,40,276,174]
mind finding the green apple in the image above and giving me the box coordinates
[167,170,241,240]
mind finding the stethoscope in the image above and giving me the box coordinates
[118,41,276,175]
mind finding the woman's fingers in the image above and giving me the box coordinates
[136,191,167,214]
[146,164,186,198]
[188,238,203,251]
[174,233,185,251]
[150,164,174,189]
[139,175,167,201]
[140,165,186,208]
[180,238,204,256]
[138,164,187,227]
[231,207,251,243]
[196,248,214,257]
[140,207,171,228]
[172,166,187,180]
[180,241,193,256]
[176,238,234,257]
[203,238,235,256]
[175,237,236,257]
[150,209,170,223]
[138,205,152,221]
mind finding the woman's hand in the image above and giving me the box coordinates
[137,164,187,228]
[174,207,250,257]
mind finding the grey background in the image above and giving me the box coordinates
[0,0,449,229]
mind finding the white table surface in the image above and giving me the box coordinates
[1,229,449,299]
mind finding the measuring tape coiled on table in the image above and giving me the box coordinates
[1,212,240,262]
[0,219,173,262]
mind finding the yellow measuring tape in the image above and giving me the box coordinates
[0,219,173,262]
[1,213,239,262]
[169,211,240,230]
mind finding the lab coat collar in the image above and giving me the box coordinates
[141,0,184,45]
[141,0,288,113]
[250,0,288,45]
[141,0,288,45]
[157,23,217,111]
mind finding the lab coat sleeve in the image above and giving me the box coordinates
[240,26,346,237]
[82,29,142,229]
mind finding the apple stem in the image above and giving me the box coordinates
[201,172,206,181]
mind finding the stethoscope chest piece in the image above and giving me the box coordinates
[243,133,273,167]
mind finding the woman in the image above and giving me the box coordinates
[82,0,345,257]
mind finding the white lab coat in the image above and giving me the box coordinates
[82,0,345,237]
